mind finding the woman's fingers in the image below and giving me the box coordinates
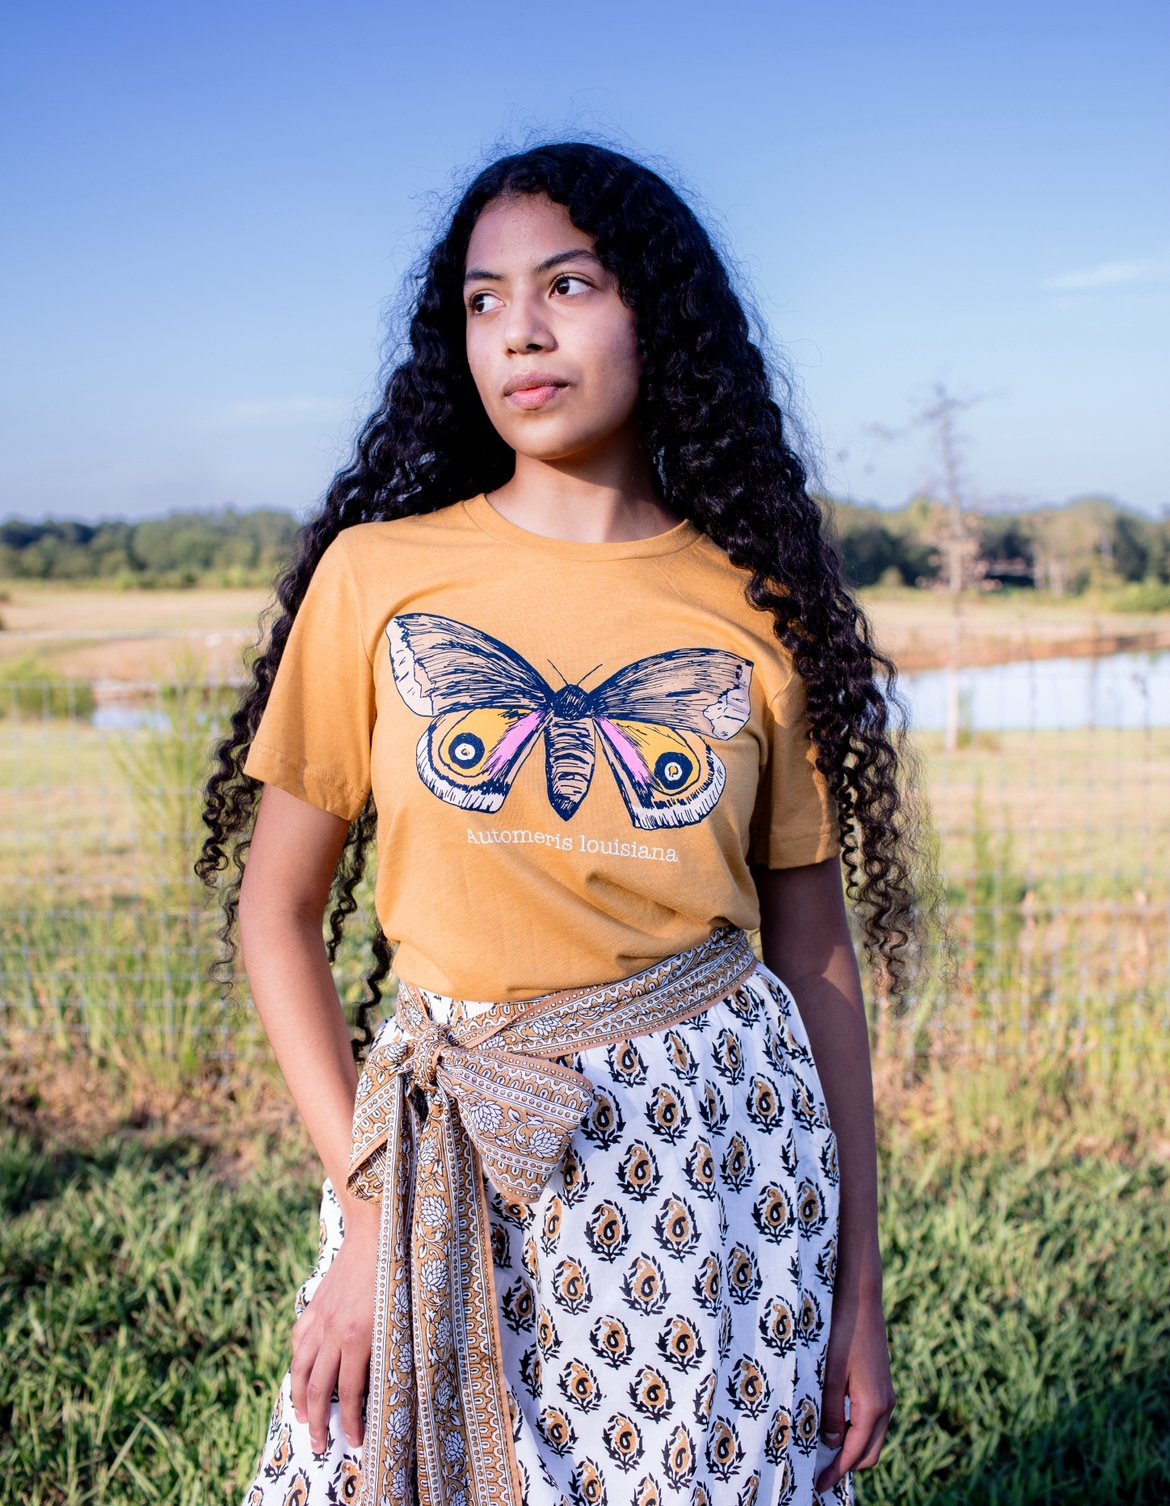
[850,1407,895,1470]
[286,1213,379,1455]
[814,1295,896,1492]
[289,1317,367,1455]
[818,1372,847,1452]
[305,1344,342,1453]
[291,1318,339,1454]
[338,1334,371,1449]
[815,1351,849,1490]
[815,1395,895,1493]
[289,1309,318,1424]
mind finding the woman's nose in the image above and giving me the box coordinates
[503,292,554,353]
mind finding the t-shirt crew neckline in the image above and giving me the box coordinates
[463,492,702,560]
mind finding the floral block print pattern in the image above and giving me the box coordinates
[242,962,853,1505]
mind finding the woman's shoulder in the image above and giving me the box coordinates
[681,527,747,576]
[309,501,484,596]
[670,527,783,617]
[332,498,481,556]
[665,528,801,692]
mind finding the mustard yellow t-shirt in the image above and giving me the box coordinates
[243,494,839,1001]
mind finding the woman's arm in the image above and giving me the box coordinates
[239,783,380,1453]
[752,855,896,1494]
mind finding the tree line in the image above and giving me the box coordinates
[1,496,1167,598]
[0,509,300,587]
[829,494,1168,597]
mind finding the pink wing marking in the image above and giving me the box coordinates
[597,717,651,785]
[484,710,545,776]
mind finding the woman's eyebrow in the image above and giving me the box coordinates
[463,248,604,285]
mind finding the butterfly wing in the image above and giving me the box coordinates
[590,649,753,830]
[591,649,754,739]
[387,614,551,812]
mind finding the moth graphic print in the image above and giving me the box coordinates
[387,613,753,830]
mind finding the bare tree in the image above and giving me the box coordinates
[915,384,988,750]
[845,383,989,749]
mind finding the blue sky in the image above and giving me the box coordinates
[3,0,1167,522]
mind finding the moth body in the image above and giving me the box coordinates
[545,713,597,820]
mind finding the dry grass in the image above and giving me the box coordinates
[3,581,1168,682]
[0,1029,315,1188]
[0,584,269,638]
[918,727,1170,878]
[0,584,267,681]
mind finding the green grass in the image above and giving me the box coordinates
[871,1138,1170,1504]
[0,1107,1166,1505]
[0,1127,322,1505]
[1105,578,1170,613]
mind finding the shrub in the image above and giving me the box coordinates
[0,655,95,721]
[1106,578,1170,613]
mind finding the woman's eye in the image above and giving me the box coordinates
[552,274,590,297]
[468,290,503,315]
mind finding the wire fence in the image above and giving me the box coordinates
[1,636,1167,1082]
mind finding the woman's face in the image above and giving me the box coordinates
[463,194,643,465]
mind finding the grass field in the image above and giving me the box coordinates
[2,1081,1167,1506]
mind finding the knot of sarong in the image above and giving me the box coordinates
[349,1008,595,1208]
[409,1017,450,1094]
[344,925,760,1506]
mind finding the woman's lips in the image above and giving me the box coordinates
[506,383,566,411]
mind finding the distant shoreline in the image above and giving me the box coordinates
[891,622,1170,671]
[1,583,1168,683]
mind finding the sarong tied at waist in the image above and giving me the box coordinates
[347,924,760,1506]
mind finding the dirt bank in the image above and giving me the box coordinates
[2,583,1168,680]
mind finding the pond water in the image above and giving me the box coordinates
[93,705,172,732]
[898,650,1170,732]
[89,650,1169,735]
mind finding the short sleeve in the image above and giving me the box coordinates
[243,535,375,821]
[748,662,840,868]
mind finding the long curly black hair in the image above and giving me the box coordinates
[197,140,933,1058]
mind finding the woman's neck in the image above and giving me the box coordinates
[486,450,680,545]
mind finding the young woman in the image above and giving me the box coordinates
[200,141,921,1506]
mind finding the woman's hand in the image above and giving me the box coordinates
[290,1200,381,1453]
[814,1289,897,1494]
